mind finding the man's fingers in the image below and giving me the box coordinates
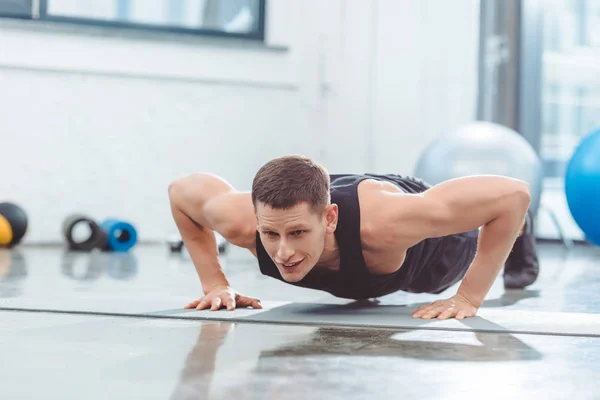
[242,297,263,309]
[414,305,473,320]
[412,307,425,316]
[412,305,430,316]
[422,304,440,319]
[196,299,210,310]
[225,296,236,311]
[413,301,441,317]
[414,304,430,313]
[422,310,440,319]
[422,304,448,319]
[413,309,433,319]
[210,297,222,311]
[189,292,264,312]
[412,306,431,318]
[251,299,263,309]
[412,297,478,320]
[437,307,456,320]
[185,299,201,309]
[237,296,262,309]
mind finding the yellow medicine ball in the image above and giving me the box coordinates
[0,215,13,246]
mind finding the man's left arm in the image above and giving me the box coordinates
[369,175,531,320]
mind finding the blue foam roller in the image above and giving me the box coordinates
[100,219,138,252]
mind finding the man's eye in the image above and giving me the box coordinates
[265,231,278,236]
[291,230,304,236]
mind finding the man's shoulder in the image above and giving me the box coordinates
[356,178,419,249]
[357,178,406,205]
[203,191,257,249]
[356,179,392,235]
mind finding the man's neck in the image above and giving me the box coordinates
[316,233,340,272]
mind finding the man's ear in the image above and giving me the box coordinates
[324,204,338,234]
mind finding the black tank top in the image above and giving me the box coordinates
[255,173,471,299]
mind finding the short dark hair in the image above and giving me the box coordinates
[252,155,330,212]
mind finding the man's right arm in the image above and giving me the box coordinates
[168,173,260,310]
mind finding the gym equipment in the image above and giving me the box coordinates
[2,296,598,337]
[0,202,28,247]
[62,214,106,251]
[169,239,227,254]
[167,233,185,252]
[62,215,138,252]
[414,121,544,215]
[100,219,138,252]
[167,231,228,254]
[0,215,12,246]
[565,127,600,245]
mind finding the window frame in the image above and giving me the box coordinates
[0,0,267,41]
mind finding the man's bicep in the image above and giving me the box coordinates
[423,175,530,233]
[406,195,483,238]
[379,176,530,244]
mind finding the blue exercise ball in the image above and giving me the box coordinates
[565,127,600,245]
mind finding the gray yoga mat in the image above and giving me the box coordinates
[3,299,599,338]
[154,301,600,338]
[240,302,600,338]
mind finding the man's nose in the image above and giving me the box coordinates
[276,241,294,261]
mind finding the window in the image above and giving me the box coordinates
[539,0,600,182]
[0,0,32,18]
[0,0,266,40]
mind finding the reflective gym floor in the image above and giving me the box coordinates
[1,242,599,399]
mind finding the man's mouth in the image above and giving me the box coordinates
[281,259,304,269]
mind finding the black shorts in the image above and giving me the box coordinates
[417,228,479,294]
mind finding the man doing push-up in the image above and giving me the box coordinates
[168,155,539,320]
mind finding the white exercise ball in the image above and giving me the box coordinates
[414,121,543,214]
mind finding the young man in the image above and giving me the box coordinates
[168,155,539,320]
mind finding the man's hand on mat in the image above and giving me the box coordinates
[411,293,477,320]
[184,285,263,311]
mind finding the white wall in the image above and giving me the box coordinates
[312,0,480,174]
[0,0,480,244]
[372,0,480,173]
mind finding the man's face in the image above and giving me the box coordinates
[255,201,337,282]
